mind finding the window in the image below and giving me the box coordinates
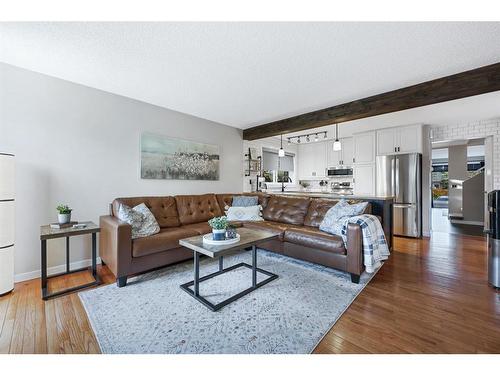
[262,148,295,183]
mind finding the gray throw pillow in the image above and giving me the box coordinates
[232,195,258,207]
[117,203,160,239]
[319,200,368,236]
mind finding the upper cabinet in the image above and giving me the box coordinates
[326,137,354,166]
[298,142,326,179]
[376,124,422,155]
[353,131,376,164]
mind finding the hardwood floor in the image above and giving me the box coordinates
[1,232,499,354]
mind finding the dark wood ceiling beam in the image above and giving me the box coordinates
[242,62,500,140]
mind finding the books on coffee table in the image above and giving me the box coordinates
[50,221,78,229]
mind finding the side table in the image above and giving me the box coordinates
[39,221,100,300]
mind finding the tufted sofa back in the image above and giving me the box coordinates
[262,195,311,225]
[174,194,222,225]
[112,196,180,228]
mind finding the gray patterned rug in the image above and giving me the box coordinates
[79,250,379,354]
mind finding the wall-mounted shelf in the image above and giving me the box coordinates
[244,148,262,177]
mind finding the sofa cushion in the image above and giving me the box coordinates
[262,195,311,225]
[319,200,369,236]
[232,195,258,207]
[175,194,222,225]
[243,221,302,241]
[226,205,263,222]
[181,222,212,235]
[216,193,270,211]
[132,227,199,258]
[117,203,160,239]
[303,198,340,227]
[113,196,180,228]
[284,227,346,255]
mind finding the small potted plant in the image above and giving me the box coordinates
[300,181,310,191]
[56,204,72,224]
[319,180,329,192]
[208,216,228,241]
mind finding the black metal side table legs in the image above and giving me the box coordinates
[180,245,278,311]
[41,232,100,300]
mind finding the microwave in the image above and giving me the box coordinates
[327,167,353,177]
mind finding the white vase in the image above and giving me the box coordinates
[58,213,71,224]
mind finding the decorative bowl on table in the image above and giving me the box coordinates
[203,233,240,245]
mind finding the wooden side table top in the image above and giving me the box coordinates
[40,221,100,240]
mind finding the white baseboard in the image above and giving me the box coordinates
[15,257,102,283]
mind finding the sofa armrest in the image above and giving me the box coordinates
[346,223,363,276]
[99,215,132,278]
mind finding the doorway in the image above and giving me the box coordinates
[430,138,490,237]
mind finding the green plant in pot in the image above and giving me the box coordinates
[208,216,228,241]
[300,181,310,191]
[56,204,72,224]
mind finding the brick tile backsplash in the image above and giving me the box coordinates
[431,119,500,189]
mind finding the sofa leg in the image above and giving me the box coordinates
[116,276,127,287]
[350,274,360,284]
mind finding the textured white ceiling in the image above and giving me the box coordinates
[1,22,500,129]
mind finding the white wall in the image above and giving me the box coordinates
[0,63,243,281]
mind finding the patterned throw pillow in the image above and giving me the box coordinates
[133,203,160,237]
[226,205,263,222]
[117,203,160,239]
[319,200,368,236]
[232,195,259,207]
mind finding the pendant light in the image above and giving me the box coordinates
[278,134,285,157]
[333,123,342,151]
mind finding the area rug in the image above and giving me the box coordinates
[79,250,380,354]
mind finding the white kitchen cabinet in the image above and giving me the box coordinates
[376,128,397,155]
[326,137,354,167]
[376,124,422,155]
[298,142,326,179]
[342,137,354,166]
[353,131,376,164]
[326,140,341,167]
[353,163,375,196]
[398,125,422,153]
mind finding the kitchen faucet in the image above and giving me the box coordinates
[281,176,292,192]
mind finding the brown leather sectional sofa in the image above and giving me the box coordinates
[99,193,371,288]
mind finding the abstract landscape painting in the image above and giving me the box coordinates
[141,132,220,180]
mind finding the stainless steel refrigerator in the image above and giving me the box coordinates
[376,153,422,238]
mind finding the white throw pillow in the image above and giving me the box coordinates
[117,203,160,239]
[226,205,263,222]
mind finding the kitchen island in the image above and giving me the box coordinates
[269,191,394,249]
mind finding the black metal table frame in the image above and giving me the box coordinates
[180,245,278,311]
[41,232,100,300]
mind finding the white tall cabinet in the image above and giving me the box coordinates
[0,153,14,295]
[353,132,376,195]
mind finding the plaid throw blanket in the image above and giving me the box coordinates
[340,214,390,273]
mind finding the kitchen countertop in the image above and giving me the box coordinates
[269,191,394,201]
